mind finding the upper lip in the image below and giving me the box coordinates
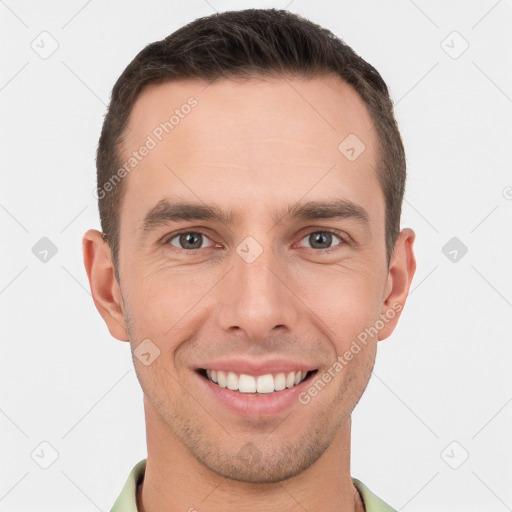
[195,358,317,376]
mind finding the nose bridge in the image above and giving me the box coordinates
[217,237,298,341]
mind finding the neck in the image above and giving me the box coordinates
[138,399,364,512]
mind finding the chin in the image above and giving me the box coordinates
[199,435,330,484]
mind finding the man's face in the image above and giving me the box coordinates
[116,75,394,482]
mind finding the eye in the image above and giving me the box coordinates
[163,229,346,254]
[166,231,216,251]
[298,230,345,251]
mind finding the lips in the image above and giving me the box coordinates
[193,358,319,416]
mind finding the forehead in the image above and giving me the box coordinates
[119,75,381,232]
[124,74,376,154]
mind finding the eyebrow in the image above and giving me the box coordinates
[138,198,369,235]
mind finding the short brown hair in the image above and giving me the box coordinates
[96,8,406,280]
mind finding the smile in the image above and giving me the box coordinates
[199,369,316,394]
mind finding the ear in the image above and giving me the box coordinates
[82,229,129,341]
[378,228,416,341]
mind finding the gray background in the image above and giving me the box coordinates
[1,0,511,511]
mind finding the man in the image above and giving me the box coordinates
[83,8,416,512]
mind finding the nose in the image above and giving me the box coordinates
[216,245,299,343]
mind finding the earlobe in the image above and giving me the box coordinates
[82,229,129,341]
[378,228,417,341]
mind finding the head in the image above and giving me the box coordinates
[84,8,415,483]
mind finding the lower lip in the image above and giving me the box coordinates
[198,372,315,417]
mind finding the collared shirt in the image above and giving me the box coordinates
[111,459,397,512]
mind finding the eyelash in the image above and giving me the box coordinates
[162,228,348,254]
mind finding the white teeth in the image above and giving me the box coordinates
[204,369,309,393]
[274,372,286,391]
[226,371,238,391]
[256,374,274,393]
[239,374,257,393]
[217,370,227,388]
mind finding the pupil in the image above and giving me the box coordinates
[182,233,201,249]
[312,232,331,248]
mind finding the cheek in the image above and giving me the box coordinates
[124,265,224,351]
[292,262,383,343]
